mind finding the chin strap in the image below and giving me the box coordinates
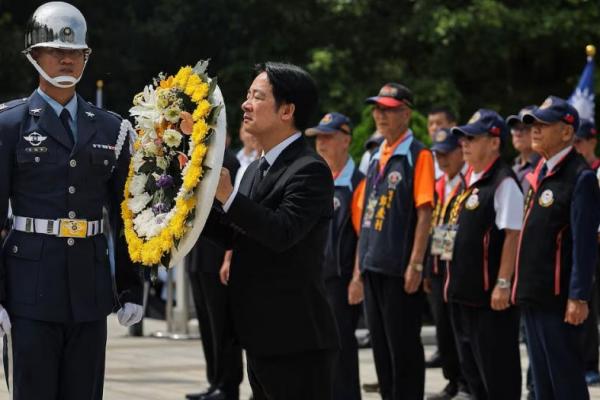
[25,52,89,89]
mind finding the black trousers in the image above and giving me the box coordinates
[427,274,466,388]
[363,271,425,400]
[4,317,106,400]
[187,245,243,398]
[582,278,599,373]
[449,302,521,400]
[325,276,361,400]
[247,349,336,400]
[523,306,589,400]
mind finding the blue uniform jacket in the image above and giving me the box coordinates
[0,90,142,322]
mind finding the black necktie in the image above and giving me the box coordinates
[537,163,548,185]
[250,157,269,198]
[60,109,75,142]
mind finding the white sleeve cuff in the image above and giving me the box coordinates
[222,187,239,213]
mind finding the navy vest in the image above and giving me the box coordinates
[323,161,364,280]
[446,159,517,307]
[514,150,589,311]
[358,135,427,277]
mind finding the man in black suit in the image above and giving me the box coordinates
[204,62,339,400]
[186,147,242,400]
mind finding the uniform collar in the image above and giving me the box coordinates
[334,157,356,190]
[371,130,415,165]
[543,146,573,173]
[36,87,78,122]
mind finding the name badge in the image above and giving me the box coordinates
[58,219,88,238]
[431,225,447,256]
[440,225,458,261]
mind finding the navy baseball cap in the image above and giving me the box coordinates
[431,128,460,154]
[506,105,537,127]
[306,112,352,136]
[522,96,580,131]
[452,109,508,139]
[366,83,414,108]
[576,119,597,139]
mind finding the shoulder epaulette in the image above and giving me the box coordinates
[86,102,123,122]
[0,98,28,113]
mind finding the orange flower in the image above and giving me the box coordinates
[159,76,174,89]
[180,111,194,135]
[177,152,189,169]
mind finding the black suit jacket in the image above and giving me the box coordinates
[204,136,339,357]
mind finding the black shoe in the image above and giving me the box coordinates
[202,390,226,400]
[186,387,216,400]
[427,381,458,400]
[425,350,442,368]
[362,382,379,393]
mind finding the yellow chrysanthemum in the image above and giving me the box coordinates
[173,66,193,89]
[184,74,203,96]
[191,83,209,103]
[192,100,211,122]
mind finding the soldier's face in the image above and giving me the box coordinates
[34,47,86,81]
[531,121,573,158]
[241,72,294,141]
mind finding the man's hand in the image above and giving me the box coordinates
[404,265,422,294]
[423,278,432,294]
[565,299,589,325]
[0,305,11,337]
[215,167,234,204]
[348,276,364,305]
[491,286,510,311]
[117,303,143,327]
[220,257,231,286]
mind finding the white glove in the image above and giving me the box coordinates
[0,305,11,337]
[117,302,143,327]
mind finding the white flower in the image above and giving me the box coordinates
[129,173,148,196]
[164,106,182,123]
[128,192,152,214]
[163,129,182,148]
[132,152,145,171]
[156,157,169,170]
[143,141,159,155]
[133,209,154,234]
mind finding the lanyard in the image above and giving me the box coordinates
[447,187,473,226]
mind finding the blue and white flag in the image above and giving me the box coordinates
[568,53,595,123]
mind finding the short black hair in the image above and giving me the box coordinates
[428,106,457,123]
[255,62,318,131]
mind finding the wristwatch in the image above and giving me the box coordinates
[410,263,424,272]
[496,278,511,289]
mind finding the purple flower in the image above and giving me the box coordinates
[152,203,168,214]
[156,174,174,189]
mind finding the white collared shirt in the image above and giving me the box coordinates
[37,87,78,139]
[543,145,573,173]
[223,132,301,211]
[443,163,468,202]
[469,162,524,231]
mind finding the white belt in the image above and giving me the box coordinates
[13,215,104,237]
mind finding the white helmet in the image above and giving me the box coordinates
[23,2,92,88]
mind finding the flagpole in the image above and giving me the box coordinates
[586,44,596,61]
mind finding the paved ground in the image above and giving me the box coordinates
[0,316,600,399]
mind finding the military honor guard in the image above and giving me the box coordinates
[0,3,143,399]
[357,83,435,400]
[512,97,600,400]
[306,112,365,400]
[424,128,469,400]
[446,110,523,400]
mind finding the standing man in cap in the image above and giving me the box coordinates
[206,62,339,400]
[424,128,470,400]
[447,109,523,400]
[0,2,143,399]
[507,106,540,195]
[573,118,600,386]
[357,82,435,400]
[306,112,365,400]
[513,96,600,400]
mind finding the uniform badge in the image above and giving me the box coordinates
[538,189,554,207]
[320,113,333,124]
[25,146,47,153]
[362,196,378,228]
[387,171,402,190]
[435,130,447,142]
[93,144,116,150]
[23,131,48,146]
[380,85,398,97]
[29,108,42,116]
[465,193,480,210]
[468,111,481,124]
[333,196,341,211]
[85,111,95,118]
[540,97,553,110]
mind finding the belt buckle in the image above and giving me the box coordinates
[57,219,88,238]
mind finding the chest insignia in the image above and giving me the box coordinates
[538,189,554,207]
[93,144,116,151]
[333,196,341,211]
[29,108,42,115]
[85,111,95,118]
[387,171,402,190]
[465,193,480,210]
[23,131,48,146]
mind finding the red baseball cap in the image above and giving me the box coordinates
[366,83,414,108]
